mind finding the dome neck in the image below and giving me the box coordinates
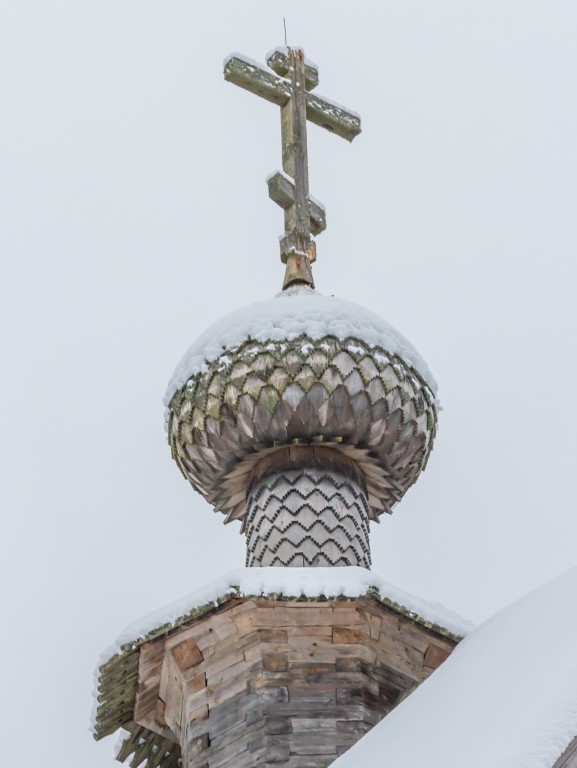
[245,450,371,568]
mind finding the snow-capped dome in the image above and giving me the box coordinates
[165,286,439,527]
[164,286,437,406]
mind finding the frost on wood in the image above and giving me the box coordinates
[223,53,361,142]
[332,565,577,768]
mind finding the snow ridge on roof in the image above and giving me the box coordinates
[332,565,577,768]
[165,287,438,405]
[99,566,472,667]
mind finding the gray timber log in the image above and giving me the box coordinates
[223,55,361,141]
[245,467,371,567]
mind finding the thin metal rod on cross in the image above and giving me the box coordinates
[224,47,361,290]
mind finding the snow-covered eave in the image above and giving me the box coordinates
[106,586,466,669]
[102,568,471,667]
[93,567,472,740]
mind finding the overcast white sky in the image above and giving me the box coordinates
[1,1,577,765]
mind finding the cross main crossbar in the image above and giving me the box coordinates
[224,55,361,142]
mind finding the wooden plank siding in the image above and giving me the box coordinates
[122,596,457,768]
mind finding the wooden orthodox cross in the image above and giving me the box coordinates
[224,47,361,289]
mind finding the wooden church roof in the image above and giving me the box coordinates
[331,565,577,768]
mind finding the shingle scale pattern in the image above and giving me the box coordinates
[168,335,437,523]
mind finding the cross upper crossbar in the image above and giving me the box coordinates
[224,53,361,142]
[223,48,361,289]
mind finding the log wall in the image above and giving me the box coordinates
[132,597,456,768]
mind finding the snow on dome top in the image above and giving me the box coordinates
[165,286,438,405]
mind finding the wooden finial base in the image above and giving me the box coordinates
[282,249,315,289]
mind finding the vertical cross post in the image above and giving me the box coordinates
[280,49,315,289]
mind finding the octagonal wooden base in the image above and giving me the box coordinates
[129,596,455,768]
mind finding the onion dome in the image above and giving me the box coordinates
[166,286,438,566]
[165,46,439,568]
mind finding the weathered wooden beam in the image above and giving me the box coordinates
[280,49,315,289]
[266,171,296,210]
[280,50,309,239]
[306,91,361,142]
[266,47,319,91]
[223,54,361,141]
[223,55,290,107]
[267,172,326,235]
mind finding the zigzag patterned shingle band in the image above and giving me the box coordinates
[246,467,371,567]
